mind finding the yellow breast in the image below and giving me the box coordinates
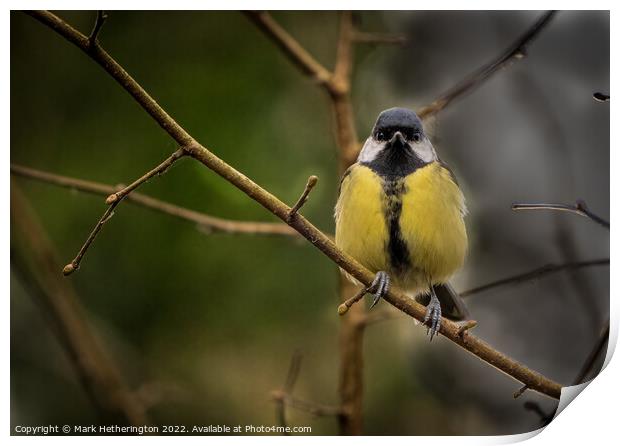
[335,165,390,274]
[335,162,467,293]
[400,162,467,289]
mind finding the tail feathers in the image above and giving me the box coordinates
[415,283,471,321]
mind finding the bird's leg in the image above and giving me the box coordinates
[423,284,442,341]
[369,271,390,309]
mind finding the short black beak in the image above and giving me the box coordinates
[389,131,406,149]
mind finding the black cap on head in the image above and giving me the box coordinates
[373,107,423,133]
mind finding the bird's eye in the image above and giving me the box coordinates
[411,132,422,143]
[375,131,385,141]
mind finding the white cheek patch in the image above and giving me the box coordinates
[358,136,438,164]
[413,139,438,163]
[357,137,383,163]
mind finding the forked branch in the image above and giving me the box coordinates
[62,148,186,275]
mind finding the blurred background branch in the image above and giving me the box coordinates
[351,31,407,46]
[461,258,609,298]
[10,164,299,237]
[11,182,149,426]
[512,200,610,229]
[416,11,556,120]
[271,350,342,435]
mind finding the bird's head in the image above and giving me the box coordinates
[358,108,437,171]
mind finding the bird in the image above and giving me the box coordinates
[335,107,469,339]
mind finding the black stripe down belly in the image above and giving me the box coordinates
[382,177,411,276]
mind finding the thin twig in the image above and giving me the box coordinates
[457,320,478,338]
[105,148,185,204]
[63,201,119,275]
[352,31,407,45]
[417,11,556,120]
[11,164,298,237]
[64,149,185,274]
[460,258,609,298]
[337,285,370,315]
[287,175,318,222]
[512,200,609,229]
[88,10,107,47]
[513,384,528,399]
[28,10,565,401]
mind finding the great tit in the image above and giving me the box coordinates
[335,107,469,339]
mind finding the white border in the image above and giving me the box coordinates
[4,2,615,444]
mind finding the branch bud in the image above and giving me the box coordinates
[63,263,76,276]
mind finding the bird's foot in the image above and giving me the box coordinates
[423,293,442,341]
[369,271,390,309]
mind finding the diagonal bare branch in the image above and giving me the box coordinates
[417,11,556,120]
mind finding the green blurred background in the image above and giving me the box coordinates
[11,11,609,435]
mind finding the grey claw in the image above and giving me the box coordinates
[370,292,381,309]
[424,296,442,341]
[369,271,390,310]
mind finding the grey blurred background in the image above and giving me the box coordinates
[11,11,609,435]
